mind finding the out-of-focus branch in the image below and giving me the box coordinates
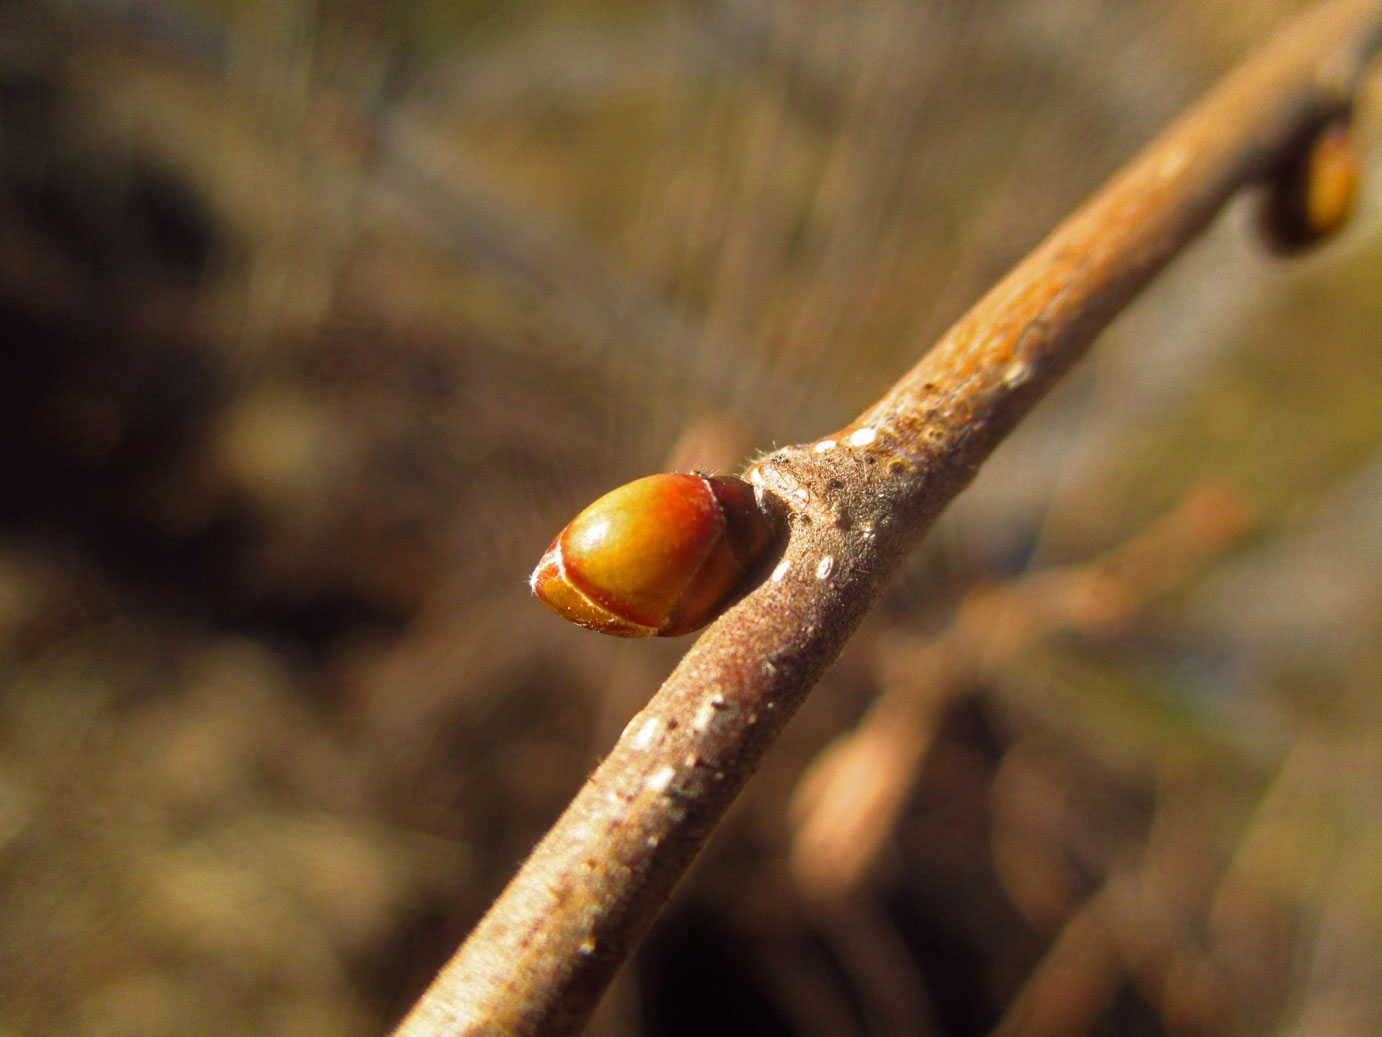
[788,483,1256,902]
[396,3,1382,1034]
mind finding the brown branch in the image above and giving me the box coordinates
[395,3,1382,1034]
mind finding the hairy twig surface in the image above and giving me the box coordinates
[396,3,1382,1033]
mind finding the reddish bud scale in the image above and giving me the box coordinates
[1260,118,1360,253]
[530,473,775,637]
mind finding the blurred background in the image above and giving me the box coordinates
[1,0,1380,1033]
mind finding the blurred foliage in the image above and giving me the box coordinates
[1,0,1380,1034]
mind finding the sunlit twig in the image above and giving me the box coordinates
[396,4,1382,1033]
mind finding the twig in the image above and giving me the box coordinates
[395,3,1382,1033]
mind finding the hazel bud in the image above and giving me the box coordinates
[1260,118,1360,253]
[531,473,775,637]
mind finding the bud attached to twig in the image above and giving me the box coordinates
[531,473,776,636]
[1259,116,1360,253]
